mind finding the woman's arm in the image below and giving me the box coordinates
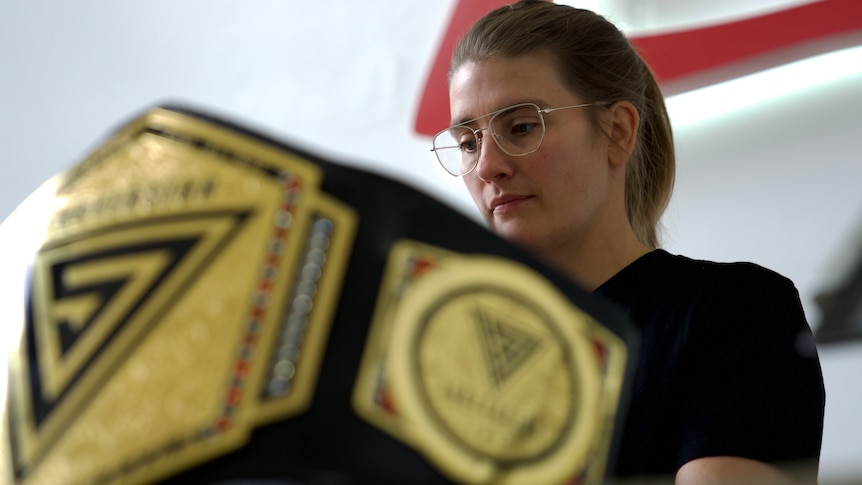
[677,452,818,484]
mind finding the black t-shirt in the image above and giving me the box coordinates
[594,250,825,480]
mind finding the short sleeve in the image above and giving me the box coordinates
[675,264,825,471]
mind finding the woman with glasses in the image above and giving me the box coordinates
[432,1,825,483]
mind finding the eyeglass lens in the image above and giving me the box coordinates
[433,104,546,176]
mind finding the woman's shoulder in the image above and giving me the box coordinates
[638,249,795,292]
[596,249,802,320]
[649,251,811,342]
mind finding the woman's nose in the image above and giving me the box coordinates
[473,132,514,181]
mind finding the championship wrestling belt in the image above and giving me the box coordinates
[0,105,638,485]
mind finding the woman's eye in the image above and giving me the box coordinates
[511,122,537,135]
[459,138,478,153]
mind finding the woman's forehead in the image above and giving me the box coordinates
[448,56,577,124]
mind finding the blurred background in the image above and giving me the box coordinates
[1,0,860,482]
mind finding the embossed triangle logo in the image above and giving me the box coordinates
[474,306,539,388]
[26,211,249,428]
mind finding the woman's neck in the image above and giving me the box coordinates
[540,230,649,291]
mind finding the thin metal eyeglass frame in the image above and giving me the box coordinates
[430,102,601,177]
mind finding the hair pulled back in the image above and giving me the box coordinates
[451,0,675,249]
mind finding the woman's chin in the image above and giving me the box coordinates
[495,226,545,254]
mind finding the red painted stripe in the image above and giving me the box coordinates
[631,0,862,87]
[413,0,514,136]
[414,0,862,136]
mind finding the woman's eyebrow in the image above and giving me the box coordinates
[449,99,546,127]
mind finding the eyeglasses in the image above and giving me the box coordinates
[430,102,600,177]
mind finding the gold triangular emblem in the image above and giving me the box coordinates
[475,306,539,387]
[26,211,249,428]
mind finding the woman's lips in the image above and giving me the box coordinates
[490,195,532,214]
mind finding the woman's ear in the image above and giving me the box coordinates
[606,101,639,167]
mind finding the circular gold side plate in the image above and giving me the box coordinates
[388,257,602,485]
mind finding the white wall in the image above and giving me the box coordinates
[1,0,861,482]
[601,0,817,31]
